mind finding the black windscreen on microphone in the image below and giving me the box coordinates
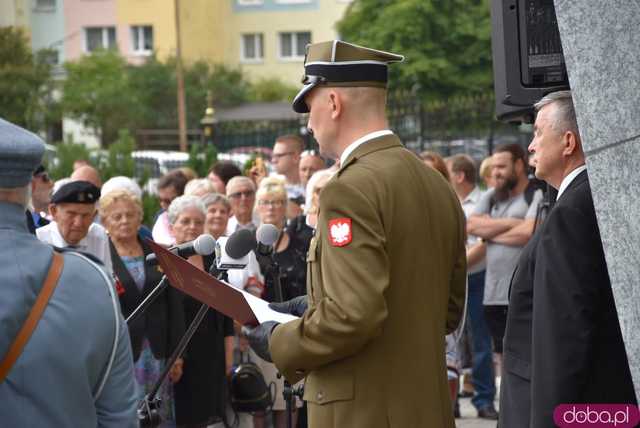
[225,228,257,259]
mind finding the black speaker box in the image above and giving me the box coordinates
[490,0,570,123]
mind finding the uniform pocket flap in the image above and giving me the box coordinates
[503,351,531,380]
[303,365,354,404]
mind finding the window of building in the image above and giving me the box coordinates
[84,27,116,52]
[131,25,153,54]
[241,33,264,62]
[35,0,56,9]
[278,31,310,60]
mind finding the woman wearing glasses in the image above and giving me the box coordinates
[251,177,306,428]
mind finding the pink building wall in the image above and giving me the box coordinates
[64,0,126,61]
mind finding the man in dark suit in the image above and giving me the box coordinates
[499,90,637,427]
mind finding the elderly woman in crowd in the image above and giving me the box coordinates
[250,177,306,428]
[100,189,185,427]
[184,178,217,198]
[167,195,234,428]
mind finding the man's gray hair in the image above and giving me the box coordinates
[226,176,255,196]
[534,90,580,137]
[167,194,206,224]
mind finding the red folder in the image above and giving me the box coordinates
[147,239,259,326]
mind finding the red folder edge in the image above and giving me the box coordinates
[146,239,259,326]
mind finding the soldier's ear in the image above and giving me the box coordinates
[329,91,342,119]
[49,204,57,219]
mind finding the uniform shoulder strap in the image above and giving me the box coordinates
[0,252,64,382]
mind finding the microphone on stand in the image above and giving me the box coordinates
[145,234,216,266]
[215,228,256,271]
[256,223,279,257]
[127,234,217,325]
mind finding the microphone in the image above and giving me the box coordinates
[256,224,279,256]
[146,234,216,266]
[215,228,256,270]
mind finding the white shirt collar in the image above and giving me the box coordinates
[339,130,394,166]
[556,165,587,201]
[462,186,482,205]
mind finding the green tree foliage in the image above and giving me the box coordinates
[250,77,299,102]
[337,0,494,101]
[47,139,91,180]
[0,27,53,129]
[62,50,140,145]
[187,143,218,177]
[99,129,136,180]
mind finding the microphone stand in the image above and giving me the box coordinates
[127,275,169,324]
[268,252,298,428]
[137,266,227,427]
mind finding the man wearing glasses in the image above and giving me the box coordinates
[26,164,54,233]
[271,134,305,200]
[226,175,258,234]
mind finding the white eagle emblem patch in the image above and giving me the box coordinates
[328,218,352,247]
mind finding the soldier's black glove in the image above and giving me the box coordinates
[242,321,279,362]
[269,295,308,317]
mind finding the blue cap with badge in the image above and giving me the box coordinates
[0,118,45,188]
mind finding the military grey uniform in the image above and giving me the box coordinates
[0,201,137,426]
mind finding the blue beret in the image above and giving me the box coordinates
[0,118,45,188]
[51,180,101,204]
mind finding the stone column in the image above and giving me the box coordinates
[555,0,640,399]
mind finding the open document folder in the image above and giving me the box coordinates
[147,240,298,327]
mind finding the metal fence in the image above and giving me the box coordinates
[135,91,531,160]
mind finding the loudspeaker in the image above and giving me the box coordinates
[490,0,570,123]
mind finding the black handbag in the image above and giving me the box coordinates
[229,352,273,413]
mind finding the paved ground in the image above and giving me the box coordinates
[456,377,500,428]
[456,396,499,428]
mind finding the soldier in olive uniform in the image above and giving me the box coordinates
[245,41,467,428]
[0,118,137,427]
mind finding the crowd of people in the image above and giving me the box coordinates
[22,132,334,428]
[1,38,636,428]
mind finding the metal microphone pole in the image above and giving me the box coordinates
[268,254,296,428]
[126,275,169,324]
[137,267,227,427]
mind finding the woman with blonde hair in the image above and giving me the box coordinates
[100,189,185,427]
[251,177,306,428]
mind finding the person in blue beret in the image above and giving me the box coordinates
[0,117,137,427]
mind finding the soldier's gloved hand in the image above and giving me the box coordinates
[269,295,308,317]
[242,321,279,362]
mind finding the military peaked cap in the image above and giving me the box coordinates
[51,180,100,204]
[0,118,45,188]
[292,40,404,113]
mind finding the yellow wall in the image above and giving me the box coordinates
[224,1,349,84]
[178,0,230,64]
[116,0,176,61]
[116,0,350,86]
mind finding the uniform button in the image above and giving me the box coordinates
[316,391,324,401]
